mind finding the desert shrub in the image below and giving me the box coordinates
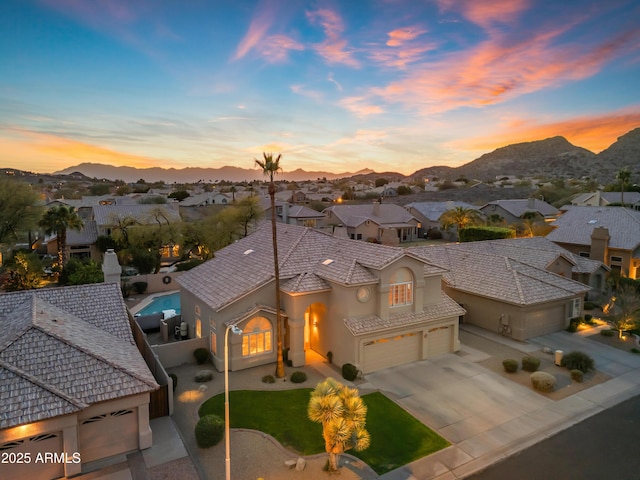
[195,415,224,448]
[175,259,204,271]
[169,373,178,392]
[631,348,640,354]
[565,321,578,333]
[132,281,148,294]
[583,301,596,310]
[600,329,615,337]
[342,363,359,381]
[584,314,593,324]
[560,351,594,373]
[327,351,333,364]
[522,356,540,372]
[426,229,443,240]
[194,347,209,365]
[195,370,214,382]
[570,369,584,383]
[262,374,275,384]
[290,371,307,383]
[530,371,556,392]
[502,359,518,373]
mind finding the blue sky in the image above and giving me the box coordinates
[1,0,639,175]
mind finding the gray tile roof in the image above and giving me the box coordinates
[405,201,479,221]
[286,205,325,218]
[546,206,640,250]
[281,273,331,294]
[480,199,559,217]
[409,246,589,306]
[66,220,98,245]
[178,223,441,311]
[571,191,640,205]
[0,284,158,429]
[344,294,465,335]
[323,203,418,227]
[92,203,181,226]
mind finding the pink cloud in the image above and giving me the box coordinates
[437,0,530,29]
[258,35,304,63]
[386,27,427,47]
[366,26,435,68]
[306,9,359,67]
[339,97,383,117]
[234,9,275,60]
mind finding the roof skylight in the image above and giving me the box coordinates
[243,249,255,255]
[322,259,334,265]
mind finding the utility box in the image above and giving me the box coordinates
[555,350,563,366]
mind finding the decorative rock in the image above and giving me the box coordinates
[542,347,552,354]
[284,459,297,469]
[295,457,306,471]
[195,370,214,382]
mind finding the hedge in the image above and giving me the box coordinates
[459,226,516,242]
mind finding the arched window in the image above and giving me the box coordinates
[388,267,413,307]
[242,316,273,357]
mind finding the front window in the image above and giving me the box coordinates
[210,330,217,356]
[568,298,581,319]
[388,267,414,307]
[241,316,273,357]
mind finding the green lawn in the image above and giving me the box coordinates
[198,389,449,475]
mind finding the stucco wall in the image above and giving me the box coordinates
[151,337,207,368]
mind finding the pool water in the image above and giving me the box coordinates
[136,292,181,316]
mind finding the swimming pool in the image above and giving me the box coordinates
[135,292,181,316]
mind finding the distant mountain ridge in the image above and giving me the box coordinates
[48,127,640,184]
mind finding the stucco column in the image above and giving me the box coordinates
[288,317,306,367]
[63,425,81,477]
[138,403,153,450]
[102,249,122,283]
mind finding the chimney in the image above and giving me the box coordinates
[590,227,610,264]
[373,201,380,216]
[282,202,289,224]
[527,197,535,209]
[102,249,122,284]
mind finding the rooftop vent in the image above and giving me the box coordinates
[322,259,334,266]
[243,249,255,255]
[588,220,597,224]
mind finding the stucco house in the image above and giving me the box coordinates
[0,283,158,480]
[177,223,465,375]
[323,203,420,244]
[409,240,592,341]
[479,198,560,224]
[571,190,640,207]
[405,201,481,240]
[546,205,640,279]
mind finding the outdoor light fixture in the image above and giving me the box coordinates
[224,324,243,480]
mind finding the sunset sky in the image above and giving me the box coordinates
[1,0,639,176]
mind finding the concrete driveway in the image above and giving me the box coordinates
[362,326,640,479]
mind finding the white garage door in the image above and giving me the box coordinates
[362,332,420,374]
[427,325,453,357]
[0,432,64,480]
[524,305,566,339]
[80,409,138,463]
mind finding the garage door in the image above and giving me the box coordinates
[523,305,565,339]
[0,432,64,480]
[427,325,453,357]
[361,332,420,374]
[80,409,138,463]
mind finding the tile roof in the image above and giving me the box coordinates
[344,294,465,335]
[480,199,559,217]
[546,206,640,250]
[323,203,418,227]
[286,205,325,218]
[66,220,98,245]
[405,201,479,221]
[0,284,158,429]
[178,223,440,311]
[409,246,589,306]
[92,203,181,226]
[281,273,331,294]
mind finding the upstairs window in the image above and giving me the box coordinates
[388,268,414,307]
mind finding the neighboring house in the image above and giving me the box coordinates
[479,198,560,224]
[177,223,465,375]
[0,283,158,480]
[323,203,420,244]
[546,205,640,279]
[570,191,640,207]
[44,220,101,262]
[282,204,325,228]
[409,242,591,341]
[405,201,481,240]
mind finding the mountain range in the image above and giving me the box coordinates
[48,126,640,184]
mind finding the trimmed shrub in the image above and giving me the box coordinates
[262,374,275,384]
[290,371,307,383]
[326,351,333,364]
[522,356,540,372]
[169,373,178,392]
[584,314,593,323]
[530,371,556,392]
[560,351,595,373]
[565,322,578,333]
[600,329,615,337]
[132,281,148,294]
[175,259,205,271]
[631,348,640,354]
[583,301,596,310]
[342,363,359,381]
[502,359,518,373]
[459,226,516,242]
[194,347,209,365]
[195,415,224,448]
[195,370,214,382]
[570,369,584,383]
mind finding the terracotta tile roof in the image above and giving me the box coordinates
[546,205,640,250]
[410,246,589,306]
[0,284,158,429]
[344,294,465,335]
[178,223,437,311]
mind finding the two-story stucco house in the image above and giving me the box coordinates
[177,223,465,374]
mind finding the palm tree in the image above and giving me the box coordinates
[616,168,632,207]
[308,378,370,472]
[39,205,84,270]
[440,206,482,240]
[255,152,286,378]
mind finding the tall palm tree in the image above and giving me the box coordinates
[440,206,482,240]
[255,152,285,378]
[39,205,84,270]
[308,378,370,472]
[616,168,632,207]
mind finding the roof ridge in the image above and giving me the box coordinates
[278,225,310,268]
[505,258,526,304]
[511,261,588,294]
[0,358,88,410]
